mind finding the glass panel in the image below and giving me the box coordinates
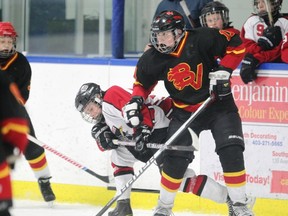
[28,0,112,56]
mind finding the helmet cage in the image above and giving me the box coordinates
[150,10,185,54]
[200,2,229,28]
[80,98,103,124]
[253,0,282,18]
[75,83,103,124]
[0,22,18,58]
[150,29,184,54]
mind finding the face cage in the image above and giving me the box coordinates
[80,110,103,124]
[78,95,103,124]
[200,10,229,28]
[150,29,184,54]
[0,45,16,58]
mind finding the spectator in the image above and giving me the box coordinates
[239,0,288,84]
[199,1,240,34]
[154,0,213,29]
[281,32,288,63]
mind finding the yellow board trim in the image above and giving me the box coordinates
[12,180,288,215]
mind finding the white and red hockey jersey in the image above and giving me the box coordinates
[241,14,288,63]
[102,85,172,141]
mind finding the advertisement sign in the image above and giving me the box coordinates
[200,70,288,199]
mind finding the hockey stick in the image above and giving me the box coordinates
[112,128,200,152]
[27,134,112,184]
[95,96,213,216]
[113,140,195,152]
[264,0,274,26]
[179,0,196,28]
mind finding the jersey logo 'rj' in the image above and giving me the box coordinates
[167,63,203,90]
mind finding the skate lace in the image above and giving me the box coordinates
[232,202,254,216]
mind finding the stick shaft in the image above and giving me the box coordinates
[179,0,196,28]
[27,134,111,183]
[113,140,195,152]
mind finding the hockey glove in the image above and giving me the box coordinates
[240,53,259,84]
[91,122,117,151]
[122,96,144,128]
[258,26,282,51]
[133,125,152,152]
[209,70,231,100]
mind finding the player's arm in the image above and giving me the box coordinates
[281,32,288,63]
[18,56,32,104]
[216,29,246,71]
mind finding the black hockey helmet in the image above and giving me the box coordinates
[150,10,186,54]
[200,1,230,28]
[253,0,282,18]
[75,83,104,124]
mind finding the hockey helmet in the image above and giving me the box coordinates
[150,10,186,54]
[0,22,18,58]
[254,0,282,18]
[75,83,104,124]
[200,1,230,28]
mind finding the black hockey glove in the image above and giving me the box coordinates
[257,26,282,51]
[122,96,144,128]
[209,70,231,100]
[240,53,259,84]
[91,122,117,151]
[133,125,152,153]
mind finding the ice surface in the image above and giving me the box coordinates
[11,199,221,216]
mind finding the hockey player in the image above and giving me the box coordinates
[199,1,240,34]
[0,73,29,216]
[75,83,171,216]
[75,83,250,216]
[281,32,288,63]
[0,22,55,203]
[123,10,254,216]
[240,0,288,84]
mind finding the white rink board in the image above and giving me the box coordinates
[12,58,288,200]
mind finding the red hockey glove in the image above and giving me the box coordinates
[209,70,231,100]
[122,96,144,128]
[91,122,117,151]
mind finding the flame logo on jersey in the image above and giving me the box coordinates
[167,63,203,90]
[219,29,235,41]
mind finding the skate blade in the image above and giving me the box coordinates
[47,201,54,208]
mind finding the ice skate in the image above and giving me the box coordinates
[0,200,12,216]
[108,199,133,216]
[38,176,56,204]
[229,196,255,216]
[226,196,234,216]
[153,199,174,216]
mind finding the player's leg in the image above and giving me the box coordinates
[180,168,228,203]
[23,110,55,203]
[153,109,194,216]
[108,147,137,216]
[0,145,13,216]
[213,111,254,216]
